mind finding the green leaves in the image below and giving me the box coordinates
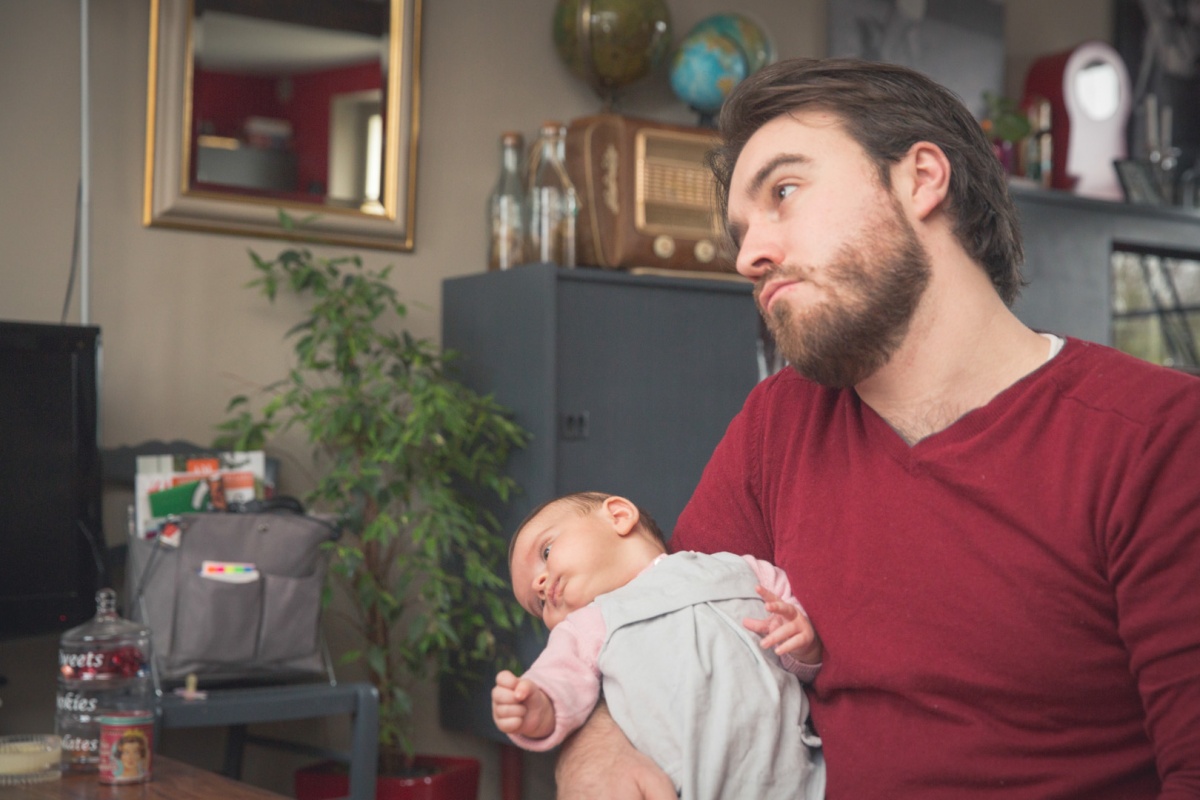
[982,91,1033,144]
[217,215,529,758]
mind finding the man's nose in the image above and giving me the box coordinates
[735,223,781,280]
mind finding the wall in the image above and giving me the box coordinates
[1004,0,1114,106]
[0,1,1110,798]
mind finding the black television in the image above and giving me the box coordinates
[0,321,103,640]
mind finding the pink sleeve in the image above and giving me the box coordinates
[506,605,607,751]
[740,554,821,683]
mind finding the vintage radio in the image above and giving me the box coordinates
[564,113,734,274]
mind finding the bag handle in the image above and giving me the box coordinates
[225,496,343,539]
[226,496,306,515]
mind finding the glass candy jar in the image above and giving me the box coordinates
[55,589,153,771]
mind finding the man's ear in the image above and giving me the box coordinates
[897,141,950,221]
[603,496,640,536]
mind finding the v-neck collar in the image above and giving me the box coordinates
[858,335,1075,465]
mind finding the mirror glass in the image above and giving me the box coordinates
[144,0,420,251]
[1074,60,1120,121]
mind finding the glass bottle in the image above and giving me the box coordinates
[487,131,526,270]
[525,121,578,268]
[55,588,153,772]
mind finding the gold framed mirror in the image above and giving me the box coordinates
[143,0,421,251]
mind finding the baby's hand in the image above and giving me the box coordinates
[743,586,823,665]
[491,670,555,739]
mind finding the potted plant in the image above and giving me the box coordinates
[215,223,528,799]
[981,90,1034,176]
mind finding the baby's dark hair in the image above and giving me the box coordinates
[508,491,667,566]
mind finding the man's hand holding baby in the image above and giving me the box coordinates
[492,669,556,739]
[743,586,823,665]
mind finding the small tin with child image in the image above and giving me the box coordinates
[97,711,153,784]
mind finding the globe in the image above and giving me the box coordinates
[669,13,775,123]
[553,0,673,107]
[669,29,749,120]
[686,13,775,73]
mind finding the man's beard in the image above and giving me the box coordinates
[758,197,932,388]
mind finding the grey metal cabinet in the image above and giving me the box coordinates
[442,263,760,540]
[439,263,761,739]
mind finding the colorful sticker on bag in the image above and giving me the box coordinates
[199,561,260,583]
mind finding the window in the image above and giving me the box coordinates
[328,90,384,211]
[1111,243,1200,370]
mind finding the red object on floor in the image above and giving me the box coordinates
[295,755,481,800]
[501,743,522,800]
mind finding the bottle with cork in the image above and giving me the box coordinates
[525,121,578,268]
[487,131,527,270]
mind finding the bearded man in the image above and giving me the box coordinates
[555,57,1200,799]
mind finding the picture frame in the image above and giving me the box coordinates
[1113,159,1165,206]
[827,0,1005,121]
[143,0,422,252]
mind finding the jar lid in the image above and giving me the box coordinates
[98,711,154,725]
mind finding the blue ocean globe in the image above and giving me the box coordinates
[687,13,774,73]
[669,29,748,119]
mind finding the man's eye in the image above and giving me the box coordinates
[775,184,797,201]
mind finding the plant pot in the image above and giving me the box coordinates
[295,755,481,800]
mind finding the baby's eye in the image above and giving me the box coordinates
[541,543,552,560]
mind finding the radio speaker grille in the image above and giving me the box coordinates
[637,131,720,236]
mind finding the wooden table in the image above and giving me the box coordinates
[5,756,288,799]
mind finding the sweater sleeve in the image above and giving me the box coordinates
[1106,384,1200,796]
[506,605,607,752]
[740,554,821,683]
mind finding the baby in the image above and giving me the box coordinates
[493,492,825,800]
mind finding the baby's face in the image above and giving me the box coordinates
[510,501,628,630]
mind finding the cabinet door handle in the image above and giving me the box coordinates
[559,412,590,440]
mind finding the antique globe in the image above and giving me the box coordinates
[669,13,775,125]
[687,13,774,73]
[553,0,673,108]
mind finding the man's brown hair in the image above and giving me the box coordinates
[708,57,1025,305]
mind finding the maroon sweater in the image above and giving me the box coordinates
[672,338,1200,799]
